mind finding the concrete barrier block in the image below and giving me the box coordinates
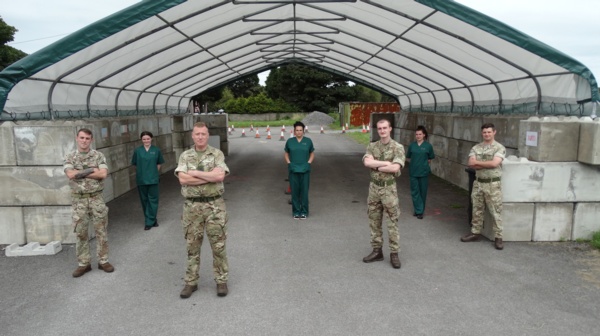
[103,174,114,203]
[482,203,534,241]
[86,119,112,149]
[452,116,483,142]
[5,241,62,257]
[98,144,128,173]
[0,122,17,166]
[429,134,448,159]
[128,165,137,191]
[155,134,173,154]
[573,203,600,240]
[138,117,159,137]
[482,115,525,149]
[13,126,76,165]
[23,206,78,244]
[578,118,600,165]
[112,168,131,198]
[220,141,229,156]
[198,114,228,128]
[446,138,476,165]
[432,114,455,138]
[109,120,123,146]
[394,111,409,129]
[118,118,133,143]
[0,207,25,244]
[162,151,177,172]
[430,156,468,190]
[518,117,580,162]
[172,132,185,148]
[0,167,71,206]
[502,158,600,202]
[158,116,172,135]
[533,203,573,241]
[415,113,435,134]
[396,129,413,147]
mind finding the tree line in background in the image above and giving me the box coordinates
[192,64,396,114]
[0,16,28,71]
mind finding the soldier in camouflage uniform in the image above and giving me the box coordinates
[176,122,230,299]
[64,128,114,277]
[461,123,506,250]
[362,119,406,269]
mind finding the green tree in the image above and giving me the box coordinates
[0,16,27,71]
[228,74,262,98]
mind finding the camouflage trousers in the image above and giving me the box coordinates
[367,183,400,252]
[72,194,109,266]
[182,198,229,285]
[471,180,503,238]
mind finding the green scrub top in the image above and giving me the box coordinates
[284,136,314,173]
[407,141,434,177]
[131,145,165,185]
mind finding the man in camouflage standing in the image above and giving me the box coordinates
[64,128,114,277]
[362,119,405,269]
[460,123,506,250]
[176,122,229,299]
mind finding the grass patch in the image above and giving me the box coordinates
[345,132,370,146]
[591,231,600,250]
[449,204,464,209]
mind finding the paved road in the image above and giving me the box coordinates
[1,131,599,336]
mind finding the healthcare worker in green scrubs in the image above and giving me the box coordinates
[131,131,165,230]
[284,121,315,220]
[406,125,434,219]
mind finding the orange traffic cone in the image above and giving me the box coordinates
[241,129,246,137]
[279,131,285,141]
[285,185,291,194]
[228,127,232,135]
[345,123,349,130]
[267,131,272,140]
[342,125,346,134]
[362,124,367,133]
[267,125,270,132]
[320,126,324,134]
[289,129,293,138]
[281,125,286,132]
[250,124,254,131]
[305,126,309,133]
[231,124,235,132]
[255,129,260,138]
[366,125,370,133]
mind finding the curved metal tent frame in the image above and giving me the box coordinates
[0,0,598,121]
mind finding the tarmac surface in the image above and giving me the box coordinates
[1,130,599,336]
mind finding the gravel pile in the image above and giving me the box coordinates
[301,111,335,127]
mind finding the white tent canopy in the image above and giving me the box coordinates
[0,0,597,120]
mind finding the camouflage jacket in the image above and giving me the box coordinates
[63,149,108,194]
[469,140,506,179]
[175,145,230,198]
[364,139,405,180]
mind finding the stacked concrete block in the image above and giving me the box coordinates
[532,203,573,241]
[103,174,114,203]
[158,116,172,135]
[138,117,158,136]
[502,157,600,203]
[482,203,534,241]
[432,113,455,137]
[0,207,25,244]
[573,203,600,240]
[0,122,17,166]
[0,167,71,206]
[112,169,131,199]
[482,115,524,149]
[23,206,79,244]
[99,144,128,173]
[577,117,600,165]
[518,116,581,162]
[86,118,113,149]
[452,115,483,142]
[162,152,177,172]
[447,138,476,166]
[13,125,76,165]
[428,134,448,159]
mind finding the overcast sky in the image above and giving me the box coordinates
[3,0,599,82]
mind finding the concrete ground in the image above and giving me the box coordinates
[1,131,599,336]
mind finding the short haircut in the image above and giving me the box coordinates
[481,123,496,131]
[293,121,305,130]
[416,125,428,140]
[77,128,93,137]
[193,122,208,129]
[377,119,392,127]
[140,131,153,138]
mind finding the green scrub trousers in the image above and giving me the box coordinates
[284,136,314,217]
[132,145,165,228]
[407,141,434,216]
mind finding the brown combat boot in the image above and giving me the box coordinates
[180,284,198,299]
[460,233,482,242]
[217,283,228,297]
[495,238,504,250]
[362,248,383,263]
[72,265,92,278]
[98,262,115,273]
[390,253,401,269]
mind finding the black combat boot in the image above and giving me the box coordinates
[362,248,384,263]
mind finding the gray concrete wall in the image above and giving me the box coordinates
[386,111,600,242]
